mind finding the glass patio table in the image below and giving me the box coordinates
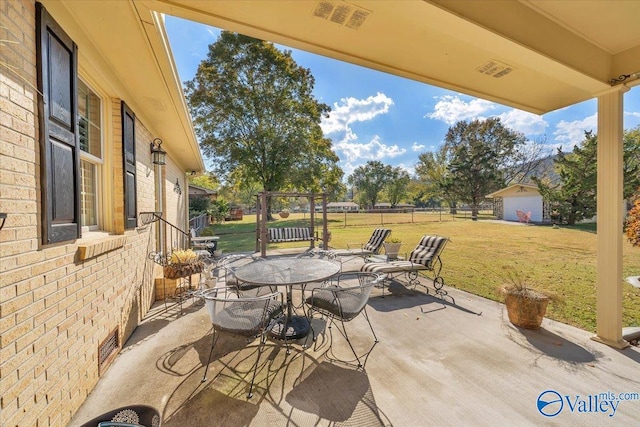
[233,257,341,339]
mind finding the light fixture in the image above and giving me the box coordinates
[610,72,640,86]
[150,138,166,165]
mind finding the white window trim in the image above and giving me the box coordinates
[77,71,114,237]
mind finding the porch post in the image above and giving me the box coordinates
[592,86,629,349]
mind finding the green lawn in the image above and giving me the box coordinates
[204,213,640,332]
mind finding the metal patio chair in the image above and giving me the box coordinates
[201,287,281,398]
[305,272,383,369]
[329,228,392,263]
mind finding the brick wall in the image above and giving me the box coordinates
[0,1,182,425]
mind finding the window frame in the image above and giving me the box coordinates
[78,78,104,232]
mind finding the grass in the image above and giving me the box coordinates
[205,213,640,332]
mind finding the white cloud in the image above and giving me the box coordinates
[397,163,415,177]
[321,92,394,135]
[412,142,426,152]
[427,95,549,137]
[497,109,548,136]
[625,111,640,128]
[426,95,496,125]
[334,135,406,162]
[553,114,597,147]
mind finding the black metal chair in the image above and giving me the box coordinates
[201,287,281,398]
[305,272,383,369]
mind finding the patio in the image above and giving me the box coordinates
[68,252,639,426]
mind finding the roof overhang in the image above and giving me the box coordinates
[46,0,204,172]
[137,0,640,115]
[486,183,540,198]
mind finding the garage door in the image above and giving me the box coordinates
[503,196,542,222]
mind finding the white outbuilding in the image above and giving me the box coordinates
[486,184,544,223]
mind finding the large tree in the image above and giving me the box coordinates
[415,145,457,212]
[385,167,411,207]
[443,118,528,217]
[534,132,597,225]
[348,161,394,209]
[184,32,342,204]
[534,128,640,225]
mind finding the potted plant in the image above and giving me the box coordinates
[279,209,290,218]
[497,266,560,329]
[383,236,402,260]
[164,249,204,279]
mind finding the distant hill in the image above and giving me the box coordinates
[517,154,560,186]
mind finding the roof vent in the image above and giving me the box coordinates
[477,60,514,78]
[313,1,370,29]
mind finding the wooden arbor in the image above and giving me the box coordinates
[255,191,329,257]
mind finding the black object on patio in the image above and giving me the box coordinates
[77,404,161,427]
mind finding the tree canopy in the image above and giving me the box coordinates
[188,172,219,191]
[415,145,456,212]
[347,160,394,208]
[442,118,528,215]
[534,128,640,225]
[385,166,411,207]
[185,31,342,197]
[534,132,597,225]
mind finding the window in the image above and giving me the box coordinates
[37,2,136,241]
[78,79,103,230]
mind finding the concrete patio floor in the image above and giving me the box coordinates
[69,252,640,427]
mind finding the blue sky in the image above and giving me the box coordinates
[165,15,640,178]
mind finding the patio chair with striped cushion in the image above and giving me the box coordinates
[360,235,451,301]
[329,228,391,263]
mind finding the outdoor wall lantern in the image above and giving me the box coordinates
[150,138,166,165]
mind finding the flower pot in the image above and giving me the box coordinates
[163,261,204,280]
[504,290,550,329]
[383,242,402,260]
[279,211,290,218]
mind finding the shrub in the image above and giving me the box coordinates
[626,192,640,247]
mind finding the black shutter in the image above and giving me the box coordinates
[121,102,137,229]
[36,3,80,244]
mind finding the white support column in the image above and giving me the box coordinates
[592,86,629,349]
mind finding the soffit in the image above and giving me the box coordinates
[139,0,640,114]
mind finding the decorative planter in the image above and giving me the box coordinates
[504,290,550,329]
[383,242,402,260]
[279,211,290,218]
[163,261,204,280]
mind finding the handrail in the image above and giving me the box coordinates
[140,212,191,267]
[189,213,208,236]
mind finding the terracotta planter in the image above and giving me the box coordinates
[504,290,550,329]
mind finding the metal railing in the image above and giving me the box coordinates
[140,212,191,267]
[189,213,209,236]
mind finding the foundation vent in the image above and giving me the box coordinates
[98,327,119,375]
[313,1,371,29]
[477,60,514,78]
